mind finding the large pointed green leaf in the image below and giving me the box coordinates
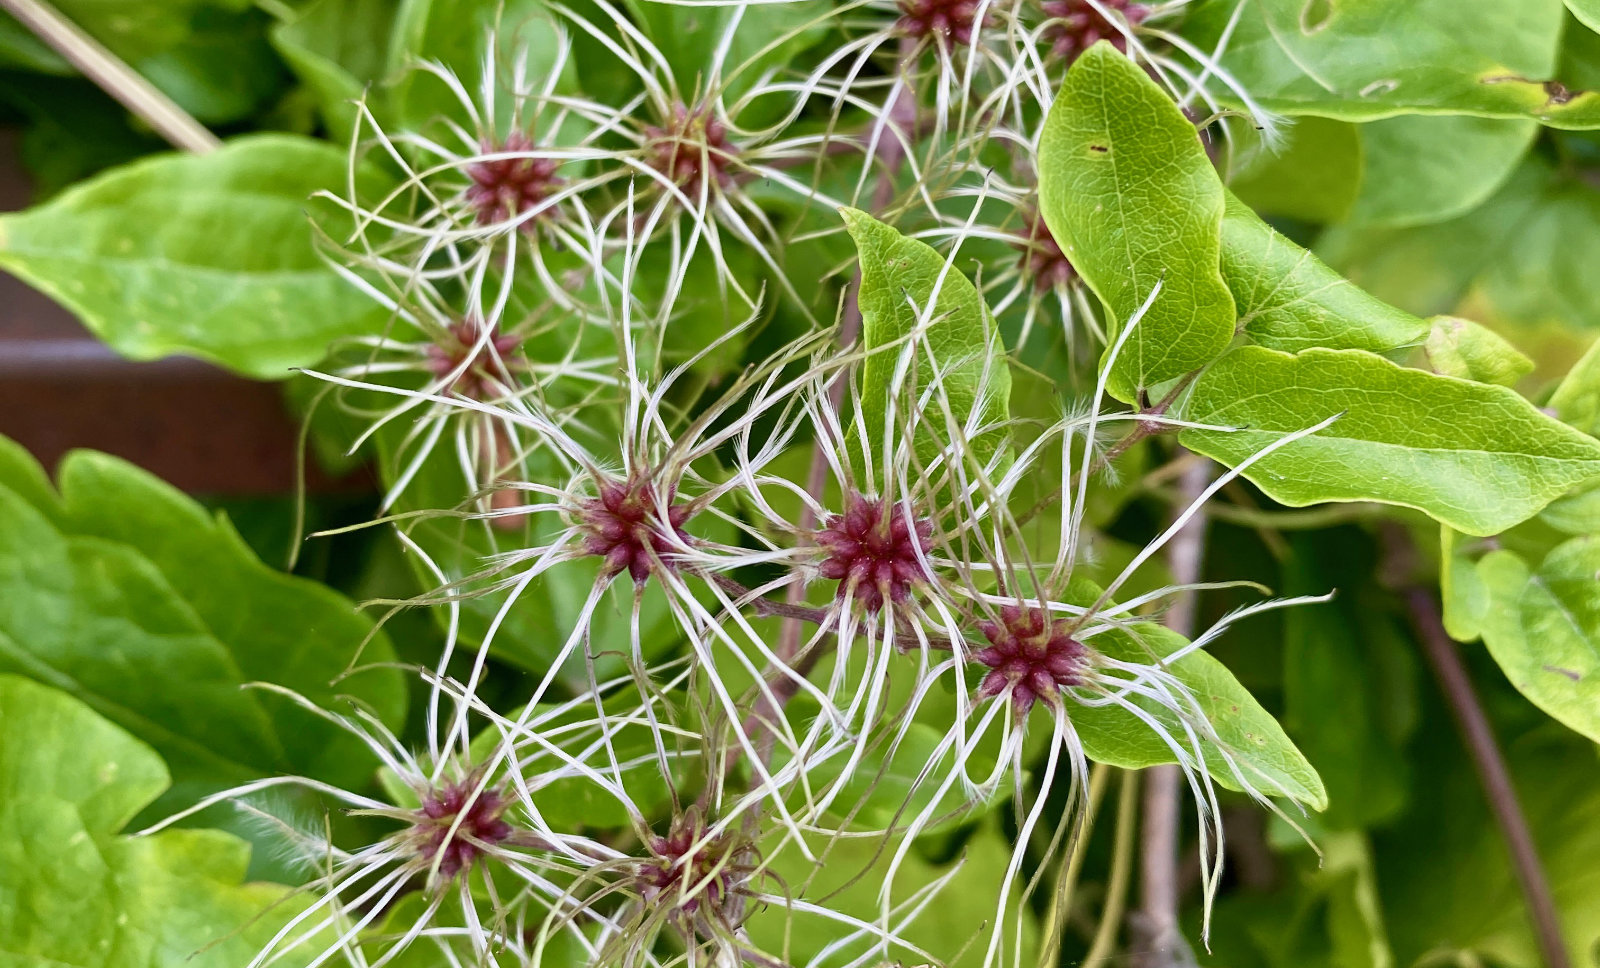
[841,207,1011,465]
[1181,0,1600,127]
[0,675,333,967]
[0,135,388,379]
[1180,346,1600,535]
[1038,42,1235,398]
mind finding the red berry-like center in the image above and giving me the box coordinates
[640,815,736,918]
[897,0,989,45]
[816,494,933,613]
[644,103,738,199]
[580,478,694,583]
[1040,0,1148,59]
[410,781,514,879]
[463,132,562,227]
[974,604,1089,712]
[425,317,521,399]
[1013,210,1076,292]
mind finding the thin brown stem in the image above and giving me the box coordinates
[1133,454,1211,968]
[0,0,218,154]
[1385,528,1571,968]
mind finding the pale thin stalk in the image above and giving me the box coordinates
[0,0,218,154]
[1135,454,1211,968]
[1082,769,1140,968]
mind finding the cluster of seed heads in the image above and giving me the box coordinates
[222,1,1310,966]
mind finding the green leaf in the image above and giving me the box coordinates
[28,0,217,64]
[0,13,73,72]
[387,0,570,130]
[1440,526,1494,641]
[1549,333,1600,435]
[1074,619,1328,810]
[840,207,1011,465]
[1180,346,1600,535]
[1538,485,1600,533]
[272,0,397,139]
[1423,315,1535,385]
[0,134,390,379]
[1229,115,1537,230]
[1476,538,1600,743]
[1221,195,1429,354]
[0,674,332,968]
[621,0,831,109]
[1380,714,1600,967]
[0,439,405,812]
[1182,0,1600,127]
[1281,531,1415,829]
[1208,831,1396,968]
[1038,42,1234,398]
[136,7,288,125]
[798,719,992,836]
[1,3,284,123]
[1345,116,1537,227]
[1229,116,1363,223]
[1568,0,1600,33]
[1321,162,1600,370]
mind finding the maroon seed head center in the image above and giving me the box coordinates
[410,780,514,879]
[816,494,933,612]
[897,0,989,46]
[580,477,694,582]
[463,132,563,227]
[1040,0,1149,60]
[644,103,738,198]
[640,814,735,918]
[974,603,1089,713]
[425,317,521,399]
[1013,209,1076,292]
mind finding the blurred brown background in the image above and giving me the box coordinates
[0,128,359,495]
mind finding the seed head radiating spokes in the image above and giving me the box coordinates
[817,492,934,612]
[463,131,565,228]
[579,476,695,582]
[973,602,1089,713]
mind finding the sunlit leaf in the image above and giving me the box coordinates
[0,674,334,967]
[1038,42,1234,398]
[1476,537,1600,743]
[1182,0,1600,127]
[1181,346,1600,535]
[0,135,391,379]
[842,206,1011,466]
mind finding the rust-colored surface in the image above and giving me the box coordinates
[0,129,368,495]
